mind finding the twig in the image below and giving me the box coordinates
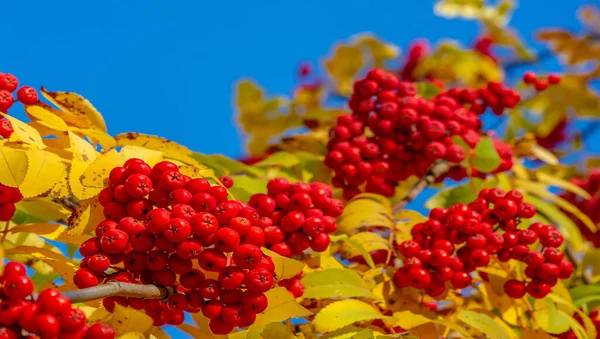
[59,282,174,303]
[1,221,10,244]
[392,160,451,215]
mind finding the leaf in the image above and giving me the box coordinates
[532,298,571,334]
[471,136,501,173]
[531,144,559,165]
[320,326,374,339]
[0,146,28,187]
[181,314,228,339]
[10,222,90,245]
[81,150,125,189]
[5,245,77,284]
[313,299,392,333]
[549,293,597,339]
[41,88,107,132]
[67,198,104,235]
[114,132,201,166]
[119,146,163,167]
[0,113,46,149]
[351,33,399,68]
[334,234,375,269]
[252,287,312,328]
[415,82,441,99]
[259,322,296,339]
[535,171,591,199]
[338,196,393,234]
[456,310,511,339]
[15,199,70,224]
[300,268,377,300]
[109,304,153,334]
[340,232,389,261]
[262,248,304,281]
[425,178,484,209]
[324,43,364,96]
[229,175,268,203]
[25,104,70,131]
[253,152,300,168]
[391,311,433,329]
[19,150,66,198]
[68,132,99,200]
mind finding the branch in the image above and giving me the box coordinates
[60,282,174,303]
[392,160,451,215]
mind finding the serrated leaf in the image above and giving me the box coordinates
[262,248,304,281]
[457,310,511,339]
[229,175,268,202]
[338,197,393,234]
[313,299,392,333]
[19,150,66,198]
[41,88,107,132]
[81,149,125,189]
[24,103,70,131]
[301,268,377,300]
[15,199,70,224]
[252,287,312,328]
[340,232,389,264]
[471,136,501,173]
[119,146,163,167]
[391,311,433,329]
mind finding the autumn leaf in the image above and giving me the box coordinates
[324,43,364,96]
[19,149,66,198]
[262,248,304,281]
[0,146,28,188]
[339,232,389,261]
[312,299,392,333]
[300,268,378,300]
[252,287,312,328]
[0,113,46,149]
[41,87,107,132]
[80,149,124,189]
[25,103,70,132]
[109,304,153,334]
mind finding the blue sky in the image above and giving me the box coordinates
[0,0,590,159]
[0,0,593,336]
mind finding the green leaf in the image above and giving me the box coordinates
[313,299,392,333]
[228,175,267,202]
[254,152,300,168]
[415,82,441,99]
[11,209,46,225]
[30,271,60,289]
[301,268,378,300]
[532,298,571,334]
[569,285,600,301]
[471,136,501,173]
[191,153,264,177]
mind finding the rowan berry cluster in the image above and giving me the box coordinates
[536,118,567,150]
[0,118,13,139]
[277,271,304,298]
[393,188,573,299]
[400,40,429,81]
[247,178,343,257]
[561,169,600,247]
[0,261,115,339]
[0,185,23,222]
[557,308,600,339]
[523,71,561,92]
[73,158,284,334]
[326,68,519,199]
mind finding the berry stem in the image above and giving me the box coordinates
[392,160,451,215]
[59,281,175,303]
[1,221,9,243]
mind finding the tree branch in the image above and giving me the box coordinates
[392,160,451,215]
[60,282,174,303]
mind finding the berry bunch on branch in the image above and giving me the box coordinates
[394,188,573,299]
[0,73,40,139]
[325,68,518,200]
[0,261,115,339]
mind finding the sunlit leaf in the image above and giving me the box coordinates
[252,287,312,328]
[41,88,107,132]
[301,268,377,300]
[19,150,66,198]
[313,299,392,333]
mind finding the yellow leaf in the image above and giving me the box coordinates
[521,329,555,339]
[0,113,46,149]
[549,293,597,339]
[300,268,377,300]
[25,104,70,131]
[340,232,389,260]
[351,33,400,68]
[19,150,66,198]
[312,299,391,333]
[391,311,433,329]
[259,322,296,339]
[119,146,163,167]
[252,287,312,328]
[81,150,125,189]
[67,198,104,235]
[178,323,226,339]
[0,146,28,187]
[434,0,485,19]
[114,132,200,165]
[72,128,117,150]
[41,88,107,132]
[15,198,70,223]
[324,44,364,96]
[535,171,591,199]
[10,222,90,245]
[5,245,77,284]
[531,144,559,165]
[338,197,393,234]
[262,248,304,281]
[117,333,145,339]
[49,171,71,200]
[456,310,511,339]
[109,305,153,334]
[532,298,572,334]
[68,132,100,200]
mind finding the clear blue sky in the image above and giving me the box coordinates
[0,0,589,159]
[0,1,591,336]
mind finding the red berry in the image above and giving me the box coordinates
[503,279,526,298]
[244,268,274,293]
[100,229,129,254]
[16,86,38,105]
[0,74,18,92]
[86,323,116,339]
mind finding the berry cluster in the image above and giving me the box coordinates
[400,40,429,81]
[523,71,561,92]
[557,308,600,339]
[325,68,518,199]
[0,261,115,339]
[0,72,39,140]
[561,169,600,247]
[393,188,573,299]
[247,178,343,257]
[73,159,287,334]
[0,185,23,222]
[536,118,567,150]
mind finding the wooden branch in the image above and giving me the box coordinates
[60,282,174,303]
[392,160,451,215]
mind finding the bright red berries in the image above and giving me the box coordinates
[0,73,38,116]
[0,260,114,338]
[0,185,22,221]
[75,160,316,334]
[522,71,560,92]
[394,188,571,299]
[325,68,518,200]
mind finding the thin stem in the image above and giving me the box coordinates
[1,221,10,244]
[392,160,451,215]
[59,282,174,303]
